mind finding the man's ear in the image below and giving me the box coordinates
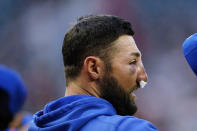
[83,56,104,80]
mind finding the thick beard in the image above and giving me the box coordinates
[98,73,137,116]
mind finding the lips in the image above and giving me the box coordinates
[130,86,139,100]
[130,92,136,100]
[130,81,147,101]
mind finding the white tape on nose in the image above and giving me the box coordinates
[139,81,147,88]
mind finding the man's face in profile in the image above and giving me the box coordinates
[99,35,148,116]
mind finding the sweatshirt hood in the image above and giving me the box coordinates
[29,95,116,131]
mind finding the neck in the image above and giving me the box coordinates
[65,80,100,97]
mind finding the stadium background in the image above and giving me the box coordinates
[1,0,197,130]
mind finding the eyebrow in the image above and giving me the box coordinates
[130,52,141,57]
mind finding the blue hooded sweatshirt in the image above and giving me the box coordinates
[29,95,158,131]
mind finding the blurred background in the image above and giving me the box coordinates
[1,0,197,130]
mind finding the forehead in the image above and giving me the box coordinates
[112,35,141,57]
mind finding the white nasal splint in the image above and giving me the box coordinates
[139,80,147,88]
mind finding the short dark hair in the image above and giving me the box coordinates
[62,14,134,83]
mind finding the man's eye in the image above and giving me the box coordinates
[129,59,137,65]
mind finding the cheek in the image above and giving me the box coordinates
[129,65,137,75]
